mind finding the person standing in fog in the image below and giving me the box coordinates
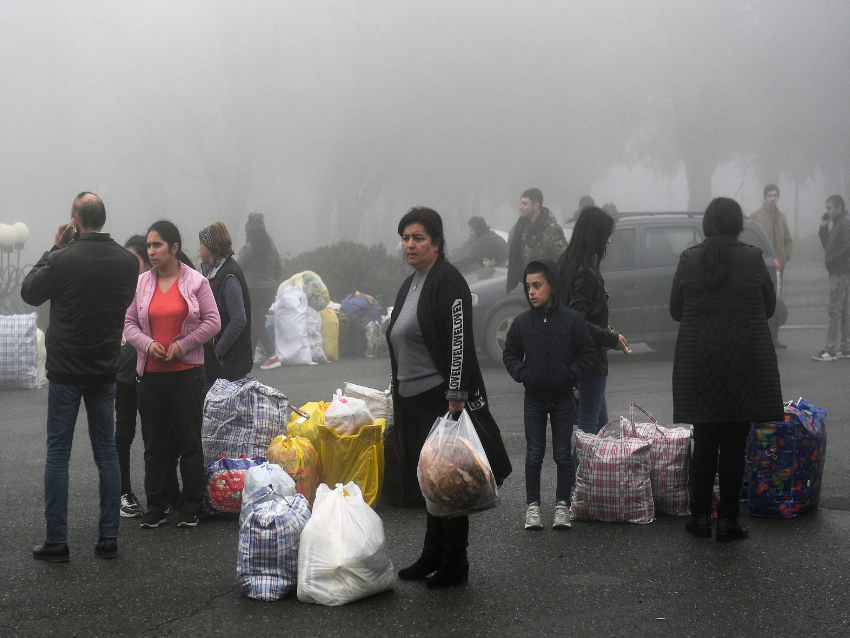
[750,184,792,348]
[387,207,511,588]
[506,188,567,293]
[671,197,783,541]
[124,221,220,529]
[237,212,284,370]
[21,192,139,562]
[812,195,850,361]
[198,222,252,390]
[557,207,631,489]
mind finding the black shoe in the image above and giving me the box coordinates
[426,564,469,588]
[685,513,712,538]
[95,537,118,559]
[177,511,199,528]
[715,516,749,542]
[33,542,69,563]
[398,554,441,580]
[140,511,167,528]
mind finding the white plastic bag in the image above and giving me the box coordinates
[417,410,500,518]
[240,462,298,527]
[273,284,312,366]
[344,382,393,440]
[324,390,373,435]
[305,306,328,364]
[297,482,395,606]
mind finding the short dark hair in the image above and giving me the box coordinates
[522,188,543,206]
[73,192,106,230]
[397,207,446,258]
[827,195,845,212]
[468,216,489,236]
[763,184,779,198]
[524,260,558,305]
[579,195,595,210]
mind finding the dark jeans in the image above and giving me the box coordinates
[249,287,276,358]
[524,395,573,504]
[572,372,608,485]
[115,380,180,503]
[137,367,206,515]
[45,382,120,544]
[690,421,751,518]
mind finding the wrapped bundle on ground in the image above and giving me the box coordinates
[266,435,320,506]
[324,390,373,435]
[282,271,330,312]
[237,493,311,601]
[318,420,385,507]
[0,313,39,390]
[344,382,393,442]
[417,410,499,518]
[319,308,339,361]
[571,417,654,523]
[240,462,297,527]
[204,455,262,516]
[297,482,394,606]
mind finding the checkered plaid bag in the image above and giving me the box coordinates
[237,493,311,601]
[570,417,654,523]
[202,377,290,465]
[630,403,692,516]
[0,313,39,390]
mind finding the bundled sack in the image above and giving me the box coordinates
[204,455,262,516]
[266,435,321,506]
[305,306,328,364]
[237,493,312,601]
[318,420,385,507]
[0,313,39,390]
[571,417,654,524]
[282,271,330,312]
[748,398,827,519]
[324,390,373,435]
[344,382,393,442]
[286,401,329,457]
[240,462,298,527]
[273,284,312,366]
[297,482,395,606]
[319,308,339,361]
[202,377,290,465]
[417,410,499,518]
[630,403,692,516]
[340,293,381,356]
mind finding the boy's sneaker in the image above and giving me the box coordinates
[120,493,143,518]
[524,503,543,530]
[140,512,166,528]
[260,356,281,370]
[812,350,837,362]
[553,501,572,529]
[177,512,199,528]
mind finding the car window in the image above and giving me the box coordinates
[602,228,636,272]
[740,226,772,256]
[642,226,699,268]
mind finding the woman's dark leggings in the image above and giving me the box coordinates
[690,421,751,518]
[249,287,277,357]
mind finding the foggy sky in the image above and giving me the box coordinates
[1,0,848,263]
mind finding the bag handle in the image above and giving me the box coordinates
[630,403,657,426]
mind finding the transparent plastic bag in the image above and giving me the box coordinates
[240,462,297,527]
[417,410,500,518]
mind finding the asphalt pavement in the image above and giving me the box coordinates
[1,325,848,637]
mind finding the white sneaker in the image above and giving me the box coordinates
[525,503,543,530]
[553,501,572,529]
[812,350,837,362]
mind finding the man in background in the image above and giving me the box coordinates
[449,216,508,273]
[751,183,792,348]
[812,195,850,361]
[507,188,567,293]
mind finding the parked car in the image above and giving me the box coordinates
[465,212,782,361]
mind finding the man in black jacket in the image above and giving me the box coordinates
[21,193,139,562]
[813,195,850,361]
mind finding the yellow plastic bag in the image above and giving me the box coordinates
[287,401,329,456]
[318,419,385,507]
[319,308,339,361]
[267,435,320,505]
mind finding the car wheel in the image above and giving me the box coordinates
[485,306,523,362]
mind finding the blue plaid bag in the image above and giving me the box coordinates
[202,377,290,465]
[0,313,39,390]
[237,494,311,601]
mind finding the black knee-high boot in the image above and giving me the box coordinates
[426,515,469,588]
[398,512,443,580]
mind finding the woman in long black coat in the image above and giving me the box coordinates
[670,197,783,541]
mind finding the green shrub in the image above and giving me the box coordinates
[280,241,408,306]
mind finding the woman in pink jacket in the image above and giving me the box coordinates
[125,220,221,529]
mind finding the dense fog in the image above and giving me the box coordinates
[1,0,848,261]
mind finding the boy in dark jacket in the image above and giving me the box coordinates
[503,258,594,530]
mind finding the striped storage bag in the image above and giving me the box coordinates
[0,313,39,389]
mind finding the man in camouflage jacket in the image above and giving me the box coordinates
[506,187,568,293]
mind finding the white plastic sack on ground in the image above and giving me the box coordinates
[240,462,298,527]
[0,313,39,390]
[344,382,393,441]
[297,482,395,606]
[305,306,328,364]
[274,284,312,366]
[324,390,373,435]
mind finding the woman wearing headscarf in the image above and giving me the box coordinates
[670,197,783,541]
[124,221,220,529]
[198,222,252,391]
[386,206,512,588]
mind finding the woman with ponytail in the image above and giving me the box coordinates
[124,220,221,529]
[670,197,783,542]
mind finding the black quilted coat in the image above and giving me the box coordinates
[670,238,784,424]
